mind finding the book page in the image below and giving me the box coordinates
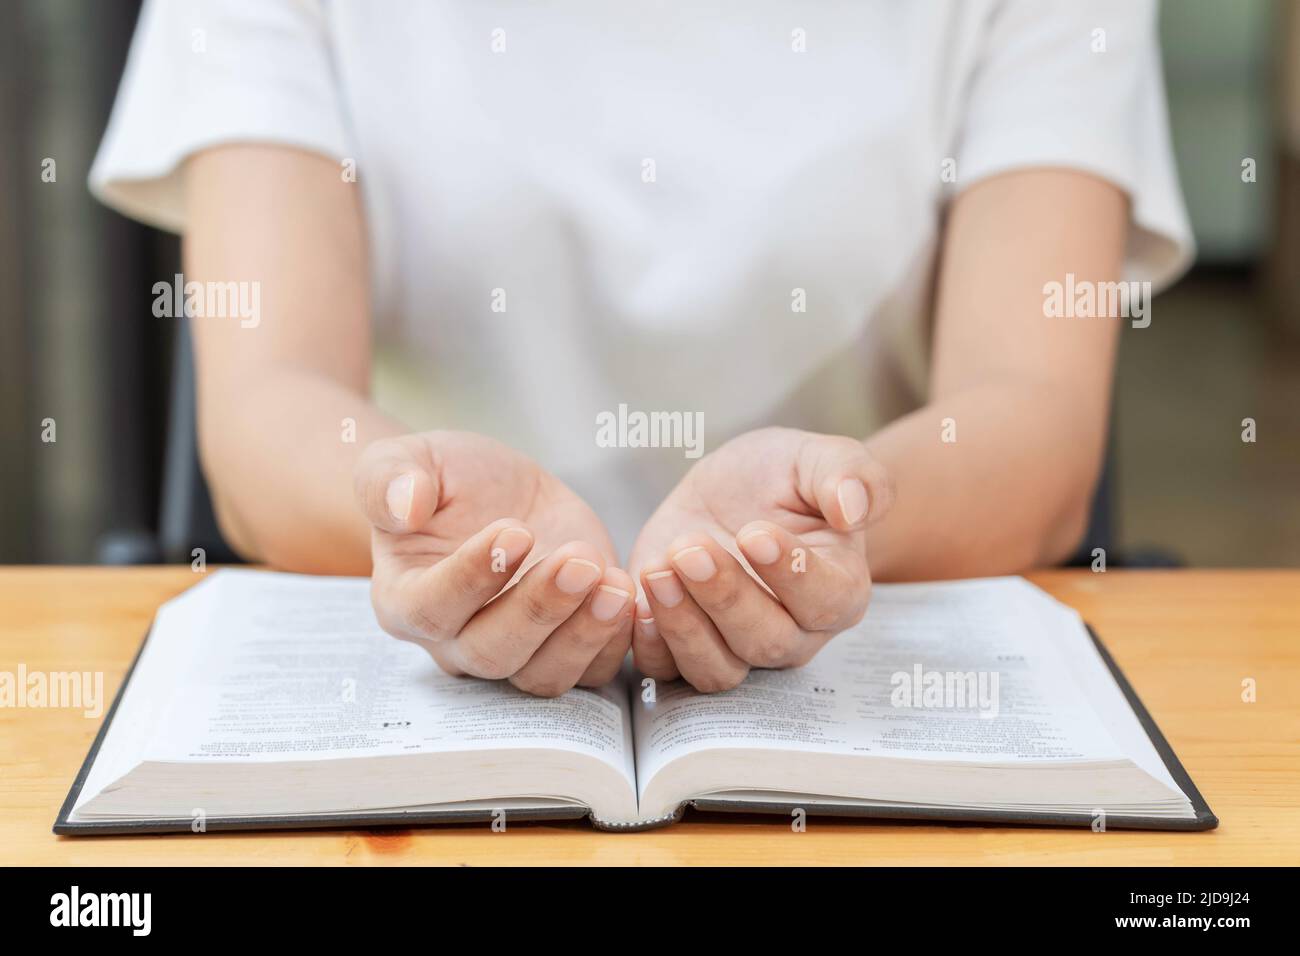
[632,577,1129,796]
[71,572,223,813]
[1043,595,1183,793]
[122,570,636,789]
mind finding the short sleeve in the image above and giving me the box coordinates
[89,0,350,233]
[953,0,1194,290]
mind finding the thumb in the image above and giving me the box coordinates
[795,434,894,533]
[353,435,441,534]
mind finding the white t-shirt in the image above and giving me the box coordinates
[91,0,1193,554]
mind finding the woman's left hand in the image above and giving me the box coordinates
[628,427,894,692]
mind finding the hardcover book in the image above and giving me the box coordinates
[57,570,1217,834]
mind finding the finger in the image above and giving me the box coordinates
[641,564,749,693]
[795,434,894,531]
[354,435,440,533]
[630,597,680,682]
[736,520,870,636]
[577,617,633,688]
[667,533,805,669]
[578,574,637,687]
[450,541,605,679]
[510,568,634,696]
[371,518,535,644]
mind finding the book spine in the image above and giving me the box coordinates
[587,804,686,833]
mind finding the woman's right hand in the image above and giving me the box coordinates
[354,431,633,696]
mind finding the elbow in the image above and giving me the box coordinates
[207,481,367,575]
[195,421,263,564]
[1034,483,1095,569]
[203,464,288,568]
[197,426,367,575]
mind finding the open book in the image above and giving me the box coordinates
[57,569,1216,834]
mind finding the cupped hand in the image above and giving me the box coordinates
[354,431,633,697]
[628,427,893,692]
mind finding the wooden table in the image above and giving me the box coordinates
[2,567,1296,865]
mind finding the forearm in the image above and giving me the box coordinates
[183,144,391,574]
[199,364,405,574]
[862,169,1127,581]
[863,380,1106,581]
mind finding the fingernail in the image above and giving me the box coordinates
[672,546,717,582]
[646,570,684,607]
[837,478,869,526]
[490,527,533,567]
[591,585,630,622]
[739,529,781,565]
[386,474,415,523]
[555,557,602,594]
[636,599,659,637]
[638,616,659,638]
